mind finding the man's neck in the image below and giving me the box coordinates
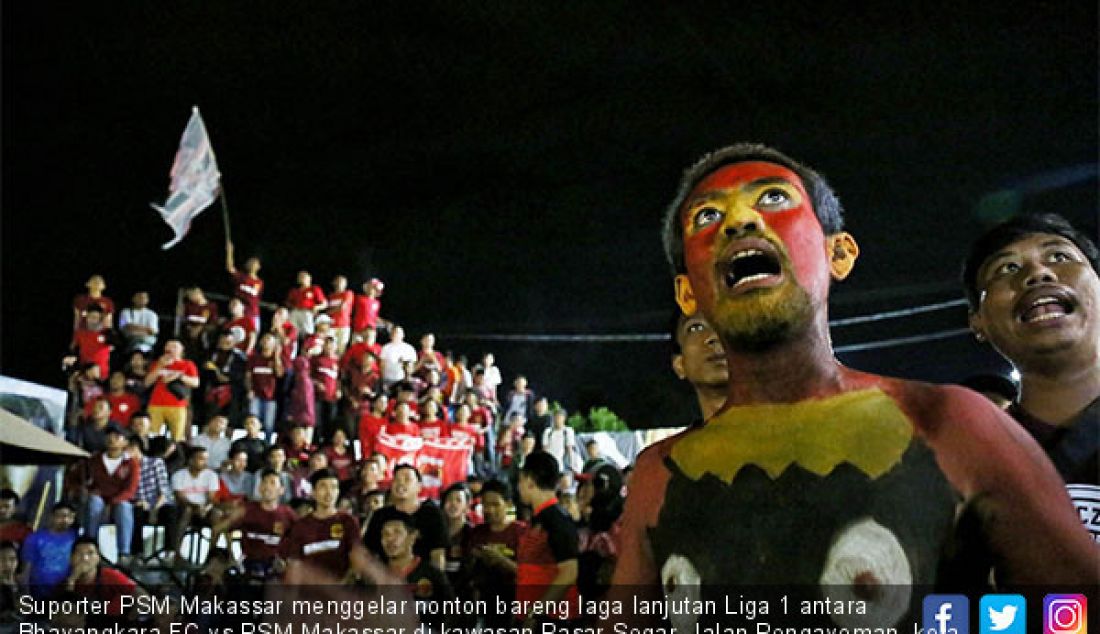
[105,449,122,460]
[393,498,419,514]
[720,318,845,407]
[313,505,336,519]
[387,553,414,571]
[1018,360,1100,426]
[526,490,555,510]
[696,385,727,420]
[189,467,202,477]
[489,519,511,532]
[260,499,278,511]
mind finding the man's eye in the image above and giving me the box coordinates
[692,207,722,229]
[1049,251,1074,263]
[686,323,704,334]
[993,262,1020,276]
[756,188,792,209]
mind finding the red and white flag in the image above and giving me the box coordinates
[150,106,221,249]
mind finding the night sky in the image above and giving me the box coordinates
[2,3,1096,427]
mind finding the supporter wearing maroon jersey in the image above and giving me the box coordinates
[270,307,298,370]
[180,287,218,360]
[246,333,284,442]
[73,274,115,331]
[414,333,446,380]
[342,348,381,421]
[325,275,355,353]
[466,479,526,627]
[418,400,449,441]
[322,429,355,482]
[311,337,342,442]
[352,278,385,339]
[214,468,295,578]
[279,469,360,580]
[358,394,389,457]
[144,339,200,441]
[285,270,327,336]
[224,297,257,355]
[341,326,381,371]
[225,241,263,331]
[66,303,112,379]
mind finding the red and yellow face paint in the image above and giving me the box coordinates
[675,161,855,319]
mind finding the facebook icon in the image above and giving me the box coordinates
[923,595,970,634]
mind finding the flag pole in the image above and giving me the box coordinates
[219,187,232,245]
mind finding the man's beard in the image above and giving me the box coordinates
[711,281,814,353]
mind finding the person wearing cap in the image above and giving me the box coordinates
[285,270,327,337]
[83,422,139,568]
[302,313,335,358]
[352,278,386,341]
[278,468,361,580]
[325,275,355,354]
[963,212,1100,539]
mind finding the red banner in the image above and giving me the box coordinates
[373,433,472,499]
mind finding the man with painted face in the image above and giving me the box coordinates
[963,213,1100,541]
[612,144,1097,627]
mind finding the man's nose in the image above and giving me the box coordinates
[1023,260,1057,286]
[722,205,763,238]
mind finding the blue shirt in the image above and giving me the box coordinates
[22,528,77,595]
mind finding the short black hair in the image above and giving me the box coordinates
[382,511,417,532]
[480,478,511,500]
[520,451,560,491]
[309,468,340,487]
[259,468,282,482]
[72,535,99,553]
[393,463,422,482]
[961,212,1100,311]
[53,501,77,514]
[441,483,470,504]
[0,489,19,504]
[662,143,845,276]
[0,540,18,556]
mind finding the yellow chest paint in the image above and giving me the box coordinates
[670,388,914,482]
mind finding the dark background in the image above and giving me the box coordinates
[2,2,1096,427]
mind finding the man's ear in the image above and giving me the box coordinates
[671,353,686,380]
[674,275,697,316]
[968,311,988,343]
[827,232,859,281]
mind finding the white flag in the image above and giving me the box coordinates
[150,106,221,249]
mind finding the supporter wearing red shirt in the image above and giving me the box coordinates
[385,402,421,438]
[285,270,327,336]
[181,287,218,354]
[224,297,257,355]
[85,372,140,426]
[66,303,113,379]
[386,382,421,421]
[64,538,138,622]
[84,423,139,563]
[341,327,382,372]
[515,453,579,622]
[144,339,200,441]
[358,394,390,457]
[325,275,355,354]
[418,400,449,441]
[73,274,115,331]
[0,490,31,545]
[303,317,336,358]
[225,241,264,330]
[450,404,486,455]
[352,278,385,339]
[214,468,295,577]
[466,479,527,628]
[415,333,446,380]
[279,469,361,579]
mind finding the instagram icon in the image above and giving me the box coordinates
[1045,595,1087,634]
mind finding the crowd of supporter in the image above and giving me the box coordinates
[0,250,628,629]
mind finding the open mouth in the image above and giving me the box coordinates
[1017,290,1076,324]
[721,247,783,290]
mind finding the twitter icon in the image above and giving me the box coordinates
[980,595,1026,634]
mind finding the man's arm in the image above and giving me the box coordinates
[225,241,237,274]
[538,559,577,603]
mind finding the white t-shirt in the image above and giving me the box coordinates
[171,468,220,505]
[102,454,123,476]
[119,307,160,334]
[542,426,577,473]
[379,341,417,383]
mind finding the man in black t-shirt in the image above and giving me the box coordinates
[381,512,454,627]
[515,452,578,625]
[363,465,447,569]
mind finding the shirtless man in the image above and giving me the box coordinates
[612,144,1097,627]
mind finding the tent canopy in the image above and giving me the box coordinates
[0,408,89,465]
